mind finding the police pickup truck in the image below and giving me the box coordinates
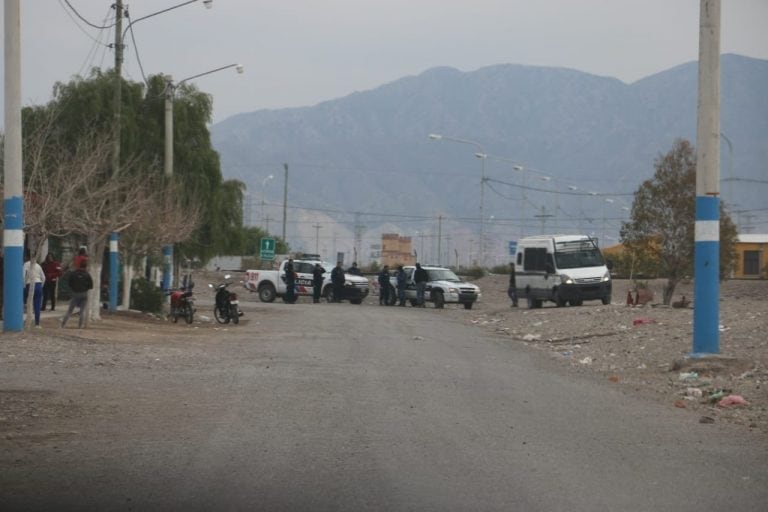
[387,265,480,309]
[244,258,369,304]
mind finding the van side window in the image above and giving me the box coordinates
[516,252,522,266]
[523,248,547,272]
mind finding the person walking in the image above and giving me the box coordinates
[41,253,63,311]
[413,262,428,307]
[331,261,345,303]
[23,253,46,328]
[61,260,93,329]
[378,265,391,305]
[508,262,519,307]
[312,263,325,303]
[284,258,296,304]
[396,265,407,306]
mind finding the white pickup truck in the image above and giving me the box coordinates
[244,259,370,304]
[387,265,481,309]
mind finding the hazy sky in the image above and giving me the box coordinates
[2,0,767,124]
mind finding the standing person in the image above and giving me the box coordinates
[312,263,325,303]
[377,265,390,305]
[61,260,93,329]
[72,247,88,271]
[331,261,345,303]
[41,253,63,311]
[508,262,519,307]
[413,262,428,308]
[347,262,362,276]
[23,253,46,328]
[396,265,407,306]
[284,258,296,304]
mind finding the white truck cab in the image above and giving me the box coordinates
[514,235,612,308]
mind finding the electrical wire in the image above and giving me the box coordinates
[63,0,117,29]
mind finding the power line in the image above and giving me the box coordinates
[62,0,117,29]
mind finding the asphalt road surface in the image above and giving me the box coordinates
[2,299,767,511]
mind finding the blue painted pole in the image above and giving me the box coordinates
[692,0,721,355]
[693,197,719,354]
[109,233,119,312]
[162,244,173,292]
[3,198,24,331]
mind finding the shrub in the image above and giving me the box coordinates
[130,277,163,313]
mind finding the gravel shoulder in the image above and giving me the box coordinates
[463,276,768,434]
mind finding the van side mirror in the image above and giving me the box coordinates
[545,263,555,274]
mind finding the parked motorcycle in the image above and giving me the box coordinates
[210,275,242,325]
[169,276,195,324]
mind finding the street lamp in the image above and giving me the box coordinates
[429,133,486,266]
[162,63,243,291]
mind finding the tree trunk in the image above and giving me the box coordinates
[87,239,107,323]
[121,254,134,309]
[662,278,677,306]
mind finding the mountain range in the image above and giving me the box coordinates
[211,54,768,266]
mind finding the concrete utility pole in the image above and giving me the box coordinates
[282,163,288,244]
[436,215,443,266]
[693,0,721,355]
[3,0,23,331]
[313,224,323,254]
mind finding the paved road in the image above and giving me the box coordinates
[2,300,767,511]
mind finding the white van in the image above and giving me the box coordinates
[514,235,612,308]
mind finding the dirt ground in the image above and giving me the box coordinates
[465,276,768,434]
[1,273,766,438]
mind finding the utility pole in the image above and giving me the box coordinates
[353,212,365,264]
[693,0,721,355]
[436,215,443,266]
[282,163,288,244]
[112,0,124,178]
[264,215,272,234]
[313,223,323,254]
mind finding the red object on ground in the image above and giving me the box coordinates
[632,317,655,326]
[718,395,749,407]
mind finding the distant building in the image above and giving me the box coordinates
[733,234,768,279]
[380,233,415,267]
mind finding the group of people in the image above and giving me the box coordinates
[18,247,94,328]
[282,259,347,304]
[376,262,429,307]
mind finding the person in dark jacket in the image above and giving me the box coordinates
[312,263,325,303]
[330,261,345,302]
[508,262,519,307]
[41,253,63,311]
[347,262,362,276]
[396,265,407,306]
[284,259,296,304]
[61,260,93,329]
[377,265,390,305]
[413,262,428,307]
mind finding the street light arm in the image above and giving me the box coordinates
[176,63,244,88]
[122,0,209,42]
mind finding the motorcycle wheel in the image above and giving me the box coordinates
[230,305,240,325]
[214,306,230,324]
[184,303,194,324]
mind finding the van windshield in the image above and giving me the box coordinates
[554,240,605,269]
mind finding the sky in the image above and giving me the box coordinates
[1,0,767,124]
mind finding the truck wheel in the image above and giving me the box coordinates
[554,292,567,307]
[324,287,335,303]
[350,299,363,305]
[258,283,276,303]
[432,290,445,309]
[570,299,583,306]
[527,296,542,309]
[463,302,473,310]
[601,295,612,305]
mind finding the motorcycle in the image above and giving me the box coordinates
[210,275,242,325]
[169,276,195,324]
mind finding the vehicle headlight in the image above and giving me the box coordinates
[602,271,611,282]
[560,274,574,285]
[448,287,458,293]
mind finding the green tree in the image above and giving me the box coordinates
[620,139,738,304]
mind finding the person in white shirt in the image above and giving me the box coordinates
[23,253,46,328]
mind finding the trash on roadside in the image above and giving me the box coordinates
[678,371,699,381]
[560,351,573,358]
[522,333,541,341]
[685,387,703,399]
[608,375,620,383]
[412,336,424,341]
[699,416,715,424]
[632,317,655,326]
[579,356,593,365]
[707,389,728,403]
[674,400,687,408]
[718,394,749,407]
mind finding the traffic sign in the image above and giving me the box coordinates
[260,237,276,260]
[508,241,518,256]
